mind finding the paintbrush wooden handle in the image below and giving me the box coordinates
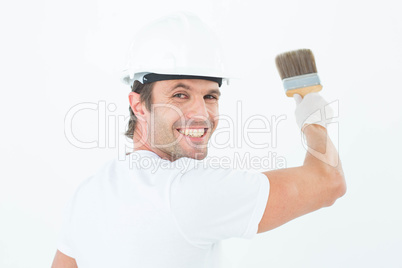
[285,85,323,98]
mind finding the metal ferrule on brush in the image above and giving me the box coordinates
[282,73,321,91]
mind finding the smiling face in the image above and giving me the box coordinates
[131,79,221,161]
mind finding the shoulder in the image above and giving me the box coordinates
[70,157,123,200]
[173,157,267,188]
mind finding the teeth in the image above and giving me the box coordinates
[178,128,205,137]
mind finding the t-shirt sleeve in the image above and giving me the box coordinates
[170,166,269,248]
[56,194,76,258]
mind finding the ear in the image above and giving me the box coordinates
[128,92,145,117]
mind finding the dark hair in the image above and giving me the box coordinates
[124,80,154,139]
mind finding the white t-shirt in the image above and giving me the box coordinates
[57,150,269,268]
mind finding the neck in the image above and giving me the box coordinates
[132,130,179,162]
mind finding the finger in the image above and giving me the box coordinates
[293,94,302,105]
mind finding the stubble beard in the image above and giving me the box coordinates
[149,116,211,161]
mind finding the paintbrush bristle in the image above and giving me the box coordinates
[275,49,318,80]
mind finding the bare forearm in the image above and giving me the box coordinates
[52,250,78,268]
[302,124,344,175]
[258,124,346,232]
[301,124,346,207]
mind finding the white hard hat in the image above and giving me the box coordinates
[121,11,229,87]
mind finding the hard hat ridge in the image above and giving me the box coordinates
[121,11,229,87]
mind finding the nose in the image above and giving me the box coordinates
[185,96,209,120]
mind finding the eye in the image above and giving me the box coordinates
[204,95,218,100]
[173,93,188,99]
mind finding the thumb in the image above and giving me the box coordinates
[293,94,302,105]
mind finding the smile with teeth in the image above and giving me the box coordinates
[177,128,207,138]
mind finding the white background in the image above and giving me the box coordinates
[1,0,401,267]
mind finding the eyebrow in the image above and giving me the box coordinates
[170,82,221,97]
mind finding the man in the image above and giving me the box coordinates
[52,12,346,267]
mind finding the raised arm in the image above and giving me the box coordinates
[258,94,346,233]
[51,250,77,268]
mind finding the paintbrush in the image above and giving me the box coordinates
[275,49,322,98]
